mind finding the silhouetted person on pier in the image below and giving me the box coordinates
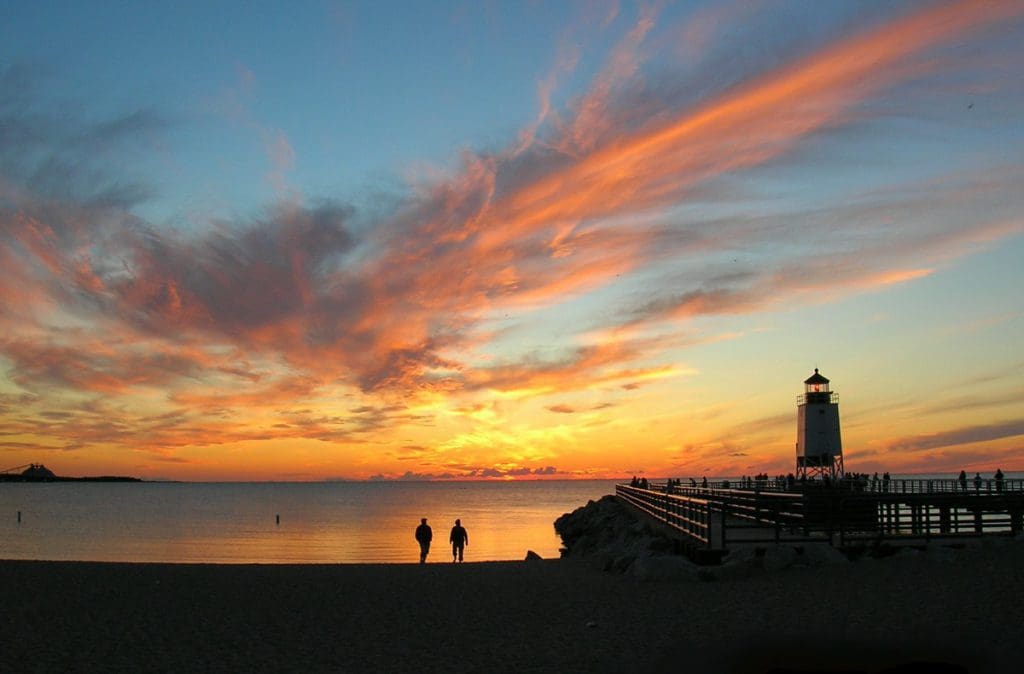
[883,472,891,492]
[973,472,982,493]
[449,519,468,562]
[995,469,1004,493]
[701,476,708,489]
[958,470,968,492]
[415,518,433,563]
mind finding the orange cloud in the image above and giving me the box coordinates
[2,2,1022,476]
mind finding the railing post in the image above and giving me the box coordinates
[826,494,834,547]
[839,499,845,548]
[774,502,781,543]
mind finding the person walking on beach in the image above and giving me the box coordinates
[958,470,968,493]
[415,518,433,564]
[449,519,468,563]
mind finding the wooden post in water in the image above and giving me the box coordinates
[939,506,951,534]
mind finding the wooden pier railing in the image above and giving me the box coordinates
[615,479,1024,555]
[616,484,717,548]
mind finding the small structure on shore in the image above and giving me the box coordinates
[795,368,844,481]
[19,464,56,479]
[0,463,141,482]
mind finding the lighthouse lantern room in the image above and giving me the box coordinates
[795,368,844,480]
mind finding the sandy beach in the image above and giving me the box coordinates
[2,542,1022,673]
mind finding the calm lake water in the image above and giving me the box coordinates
[3,472,1017,564]
[0,480,618,564]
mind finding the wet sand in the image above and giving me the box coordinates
[2,542,1022,673]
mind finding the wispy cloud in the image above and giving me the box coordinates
[2,1,1023,475]
[883,419,1024,453]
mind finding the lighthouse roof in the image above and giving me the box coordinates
[804,368,829,385]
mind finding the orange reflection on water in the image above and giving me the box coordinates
[0,481,617,564]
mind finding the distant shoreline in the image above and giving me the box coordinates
[2,473,1021,484]
[0,475,143,483]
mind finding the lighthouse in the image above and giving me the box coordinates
[795,368,844,480]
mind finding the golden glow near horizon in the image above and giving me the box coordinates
[2,1,1023,480]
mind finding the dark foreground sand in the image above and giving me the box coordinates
[3,543,1023,673]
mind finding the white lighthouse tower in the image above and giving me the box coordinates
[795,368,844,481]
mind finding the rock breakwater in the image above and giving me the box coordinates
[554,495,701,581]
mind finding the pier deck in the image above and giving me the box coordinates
[616,478,1024,562]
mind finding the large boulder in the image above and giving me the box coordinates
[610,554,636,573]
[894,546,924,558]
[723,546,760,566]
[709,547,759,580]
[554,495,625,549]
[798,544,849,567]
[629,554,701,582]
[629,535,663,555]
[554,495,683,571]
[982,535,1011,549]
[922,545,957,563]
[762,545,798,572]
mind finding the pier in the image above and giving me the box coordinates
[616,369,1024,563]
[616,477,1024,563]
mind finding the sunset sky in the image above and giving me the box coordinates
[2,1,1022,481]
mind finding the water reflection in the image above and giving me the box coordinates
[0,481,617,563]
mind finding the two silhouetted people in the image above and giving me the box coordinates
[415,517,469,563]
[415,517,432,563]
[449,519,468,563]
